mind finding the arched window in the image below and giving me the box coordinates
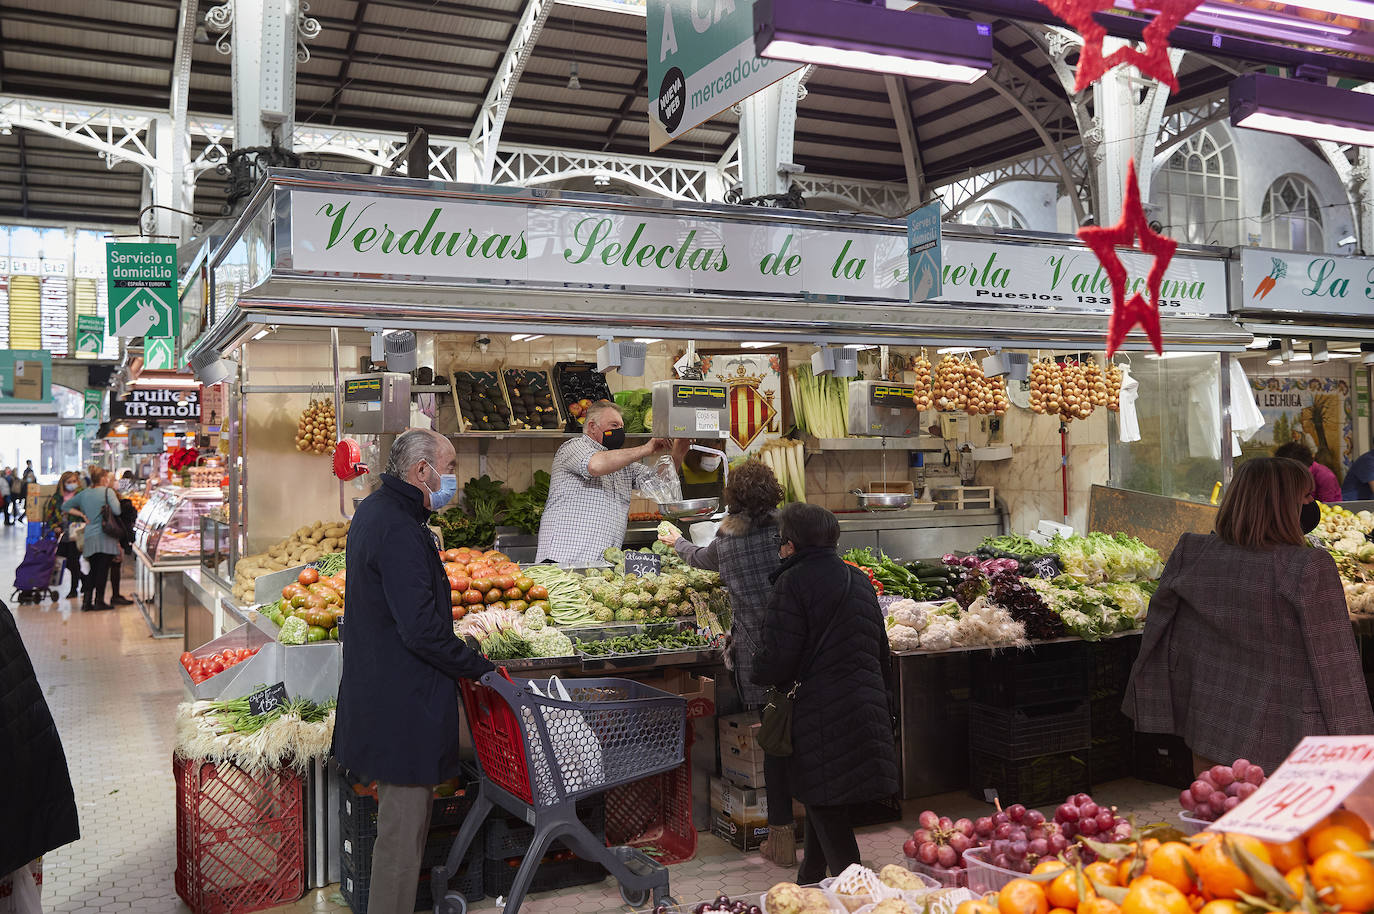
[1152,128,1240,246]
[1262,175,1324,252]
[959,200,1026,230]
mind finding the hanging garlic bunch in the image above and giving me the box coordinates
[1084,358,1109,407]
[1028,359,1062,415]
[911,352,934,412]
[1105,363,1123,412]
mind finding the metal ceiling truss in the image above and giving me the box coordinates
[469,0,555,183]
[0,97,158,173]
[490,145,718,200]
[935,152,1068,218]
[790,175,910,218]
[1154,91,1229,160]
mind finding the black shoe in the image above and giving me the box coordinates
[66,588,79,598]
[81,600,93,612]
[111,596,133,606]
[91,602,112,611]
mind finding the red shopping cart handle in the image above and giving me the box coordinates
[497,666,514,683]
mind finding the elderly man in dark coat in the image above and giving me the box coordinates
[754,503,899,884]
[0,598,80,907]
[333,428,494,914]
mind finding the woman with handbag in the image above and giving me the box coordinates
[43,472,85,599]
[753,503,899,883]
[658,460,794,864]
[61,469,124,612]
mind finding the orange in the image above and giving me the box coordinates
[1329,810,1373,841]
[1195,834,1271,900]
[1051,908,1077,914]
[1048,870,1094,909]
[1087,862,1122,888]
[1121,876,1194,914]
[999,879,1051,914]
[1285,866,1311,899]
[956,901,1000,914]
[1035,860,1070,875]
[1264,837,1309,874]
[1119,856,1146,888]
[1309,850,1374,913]
[1197,901,1243,914]
[1307,825,1372,859]
[1081,898,1124,914]
[1145,842,1201,893]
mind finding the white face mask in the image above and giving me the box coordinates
[698,455,722,473]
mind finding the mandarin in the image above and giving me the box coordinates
[1048,870,1093,909]
[1035,860,1070,876]
[1121,876,1194,914]
[1197,900,1243,914]
[1080,897,1124,914]
[1145,842,1201,893]
[1308,825,1372,859]
[956,901,1000,914]
[1309,850,1374,913]
[1196,834,1271,900]
[1329,810,1374,841]
[999,879,1051,914]
[1264,838,1308,874]
[1087,862,1122,888]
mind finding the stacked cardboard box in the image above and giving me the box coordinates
[709,712,804,850]
[26,483,56,520]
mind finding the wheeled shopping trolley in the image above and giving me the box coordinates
[432,669,687,914]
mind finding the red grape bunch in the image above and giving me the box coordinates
[903,810,977,871]
[686,897,759,914]
[984,804,1070,873]
[1054,793,1133,850]
[1180,760,1265,822]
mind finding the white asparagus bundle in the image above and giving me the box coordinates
[756,438,807,503]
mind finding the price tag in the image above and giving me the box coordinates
[248,682,289,717]
[1026,556,1062,579]
[1210,736,1374,842]
[696,409,720,432]
[624,550,662,577]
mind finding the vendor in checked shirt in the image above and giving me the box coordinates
[536,400,689,566]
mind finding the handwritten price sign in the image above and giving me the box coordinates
[1212,737,1374,842]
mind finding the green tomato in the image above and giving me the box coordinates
[328,626,339,641]
[306,625,329,643]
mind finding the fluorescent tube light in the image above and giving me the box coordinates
[1277,0,1374,18]
[753,0,992,83]
[1195,3,1352,35]
[251,328,270,341]
[1231,73,1374,146]
[633,338,662,344]
[741,342,774,349]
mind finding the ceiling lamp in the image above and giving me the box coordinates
[752,0,992,83]
[567,62,582,91]
[1230,72,1374,146]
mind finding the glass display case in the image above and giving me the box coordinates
[134,486,225,564]
[199,514,234,590]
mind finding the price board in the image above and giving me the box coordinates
[624,550,662,578]
[248,682,290,717]
[1211,736,1374,842]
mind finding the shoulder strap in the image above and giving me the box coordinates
[795,568,855,684]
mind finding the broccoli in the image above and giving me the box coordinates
[279,616,309,645]
[523,605,548,630]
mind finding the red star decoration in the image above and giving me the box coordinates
[1038,0,1202,93]
[1077,159,1176,357]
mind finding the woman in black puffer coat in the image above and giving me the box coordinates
[0,598,79,901]
[753,503,899,883]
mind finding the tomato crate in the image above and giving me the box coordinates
[605,758,697,866]
[483,796,605,860]
[968,701,1091,760]
[970,642,1089,709]
[173,754,306,914]
[968,747,1089,808]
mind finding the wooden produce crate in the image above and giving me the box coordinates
[500,367,564,431]
[932,485,995,511]
[451,371,514,433]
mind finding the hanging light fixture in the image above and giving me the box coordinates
[1230,71,1374,146]
[567,62,582,91]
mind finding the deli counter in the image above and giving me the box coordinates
[132,486,225,638]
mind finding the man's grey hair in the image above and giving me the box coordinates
[585,399,622,429]
[386,428,444,477]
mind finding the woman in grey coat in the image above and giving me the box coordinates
[658,459,793,863]
[1124,456,1374,775]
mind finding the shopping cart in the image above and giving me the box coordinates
[11,526,62,604]
[432,668,687,914]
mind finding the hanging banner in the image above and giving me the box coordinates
[1237,248,1374,316]
[106,242,178,337]
[287,189,1230,316]
[75,315,104,356]
[111,387,201,421]
[646,0,800,150]
[145,336,176,370]
[83,388,104,422]
[0,350,52,403]
[907,202,943,302]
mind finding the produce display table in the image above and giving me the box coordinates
[133,545,198,639]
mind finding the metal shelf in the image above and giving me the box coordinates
[806,435,945,452]
[446,431,654,441]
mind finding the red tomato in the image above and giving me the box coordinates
[451,576,470,593]
[447,574,463,591]
[297,567,320,586]
[441,549,460,562]
[451,606,467,620]
[484,588,503,603]
[493,575,515,591]
[502,586,523,601]
[209,658,226,675]
[496,563,521,577]
[461,589,484,605]
[180,652,194,668]
[451,590,462,606]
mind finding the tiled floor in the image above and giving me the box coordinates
[4,523,1180,914]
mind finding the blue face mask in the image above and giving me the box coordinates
[424,465,459,511]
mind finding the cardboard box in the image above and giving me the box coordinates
[26,483,55,518]
[721,744,766,788]
[710,775,767,826]
[710,811,771,851]
[12,375,41,401]
[718,711,761,753]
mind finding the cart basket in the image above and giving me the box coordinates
[460,670,687,809]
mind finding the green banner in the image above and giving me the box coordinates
[107,242,178,338]
[145,336,175,370]
[0,349,52,403]
[83,388,103,422]
[76,315,104,355]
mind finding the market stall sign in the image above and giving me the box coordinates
[1237,248,1374,316]
[75,315,104,356]
[1212,736,1374,842]
[248,682,289,717]
[624,550,662,577]
[287,190,1229,317]
[83,388,103,422]
[646,0,800,151]
[145,336,176,371]
[106,242,179,338]
[907,202,943,302]
[112,387,201,421]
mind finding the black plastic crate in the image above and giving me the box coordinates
[968,747,1090,808]
[1089,732,1134,785]
[850,792,903,827]
[1132,732,1195,790]
[1089,636,1141,697]
[339,767,477,839]
[340,832,483,914]
[968,701,1091,759]
[483,852,607,899]
[484,797,605,860]
[970,642,1089,708]
[552,361,613,431]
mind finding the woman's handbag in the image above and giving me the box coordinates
[68,521,86,553]
[757,573,853,757]
[100,491,129,541]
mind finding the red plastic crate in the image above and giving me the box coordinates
[604,756,697,865]
[173,754,306,914]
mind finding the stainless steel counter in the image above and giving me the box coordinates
[834,508,1003,558]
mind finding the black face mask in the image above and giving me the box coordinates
[601,427,627,450]
[1301,500,1321,535]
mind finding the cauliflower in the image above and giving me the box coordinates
[528,627,574,657]
[920,618,956,652]
[523,605,548,630]
[889,604,928,631]
[279,616,309,645]
[888,625,922,652]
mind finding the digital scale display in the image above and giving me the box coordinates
[673,385,727,408]
[869,384,916,407]
[344,377,382,402]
